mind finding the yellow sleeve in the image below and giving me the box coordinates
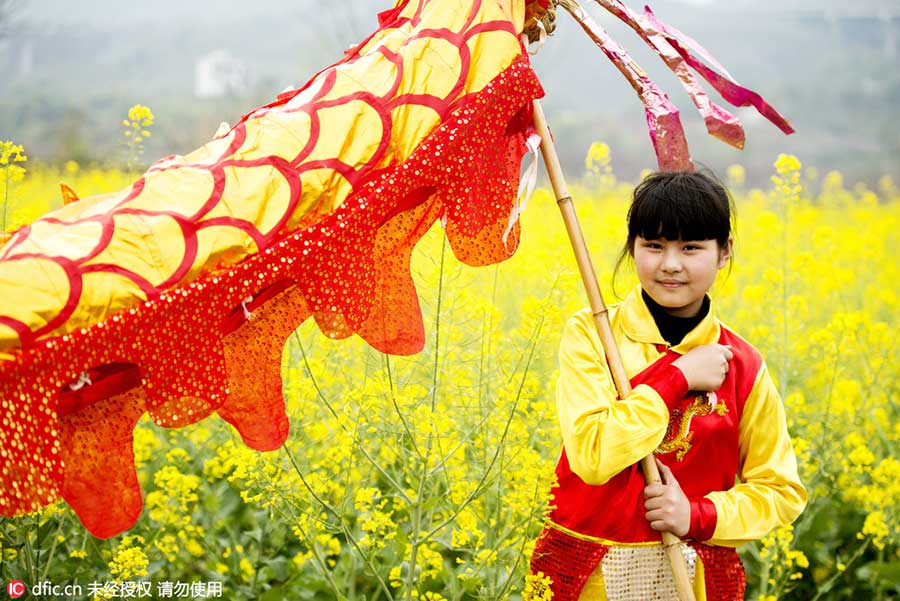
[707,362,808,546]
[556,312,685,486]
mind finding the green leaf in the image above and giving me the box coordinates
[263,556,289,581]
[857,560,900,591]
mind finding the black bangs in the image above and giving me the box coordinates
[627,170,732,248]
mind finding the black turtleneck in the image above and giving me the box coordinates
[641,289,710,346]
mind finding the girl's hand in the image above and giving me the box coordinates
[643,458,690,537]
[672,343,733,391]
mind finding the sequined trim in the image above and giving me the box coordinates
[545,519,663,547]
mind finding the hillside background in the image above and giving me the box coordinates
[0,0,897,187]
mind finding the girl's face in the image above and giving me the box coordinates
[633,236,733,318]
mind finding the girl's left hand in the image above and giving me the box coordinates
[643,458,690,537]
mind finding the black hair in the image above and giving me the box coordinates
[613,169,735,293]
[627,169,732,250]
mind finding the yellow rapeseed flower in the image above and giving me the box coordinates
[6,141,894,596]
[239,558,254,582]
[860,511,889,549]
[122,104,155,169]
[584,142,611,172]
[108,536,149,580]
[774,153,801,175]
[523,570,554,601]
[726,164,746,188]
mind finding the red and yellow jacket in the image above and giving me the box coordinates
[529,286,807,600]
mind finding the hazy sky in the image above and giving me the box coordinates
[6,0,897,184]
[19,0,362,25]
[17,0,898,26]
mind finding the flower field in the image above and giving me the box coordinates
[1,141,898,600]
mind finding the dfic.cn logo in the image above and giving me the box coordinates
[6,580,26,598]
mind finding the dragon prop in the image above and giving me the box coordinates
[0,0,791,539]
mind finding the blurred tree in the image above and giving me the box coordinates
[0,0,18,36]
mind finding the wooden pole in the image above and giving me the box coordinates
[532,98,697,601]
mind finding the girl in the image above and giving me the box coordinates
[527,171,807,600]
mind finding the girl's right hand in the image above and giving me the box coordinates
[672,344,733,391]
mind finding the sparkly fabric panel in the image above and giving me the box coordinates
[694,543,746,601]
[0,46,543,537]
[60,389,146,539]
[599,544,697,600]
[217,285,306,451]
[529,526,609,600]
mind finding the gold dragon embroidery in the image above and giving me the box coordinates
[656,392,728,460]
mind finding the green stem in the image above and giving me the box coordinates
[429,233,446,413]
[478,266,500,473]
[478,265,500,408]
[810,538,871,601]
[810,329,845,488]
[23,517,36,584]
[283,445,393,601]
[384,354,423,460]
[293,332,410,503]
[0,520,9,580]
[758,558,771,598]
[255,491,324,592]
[496,479,546,599]
[405,234,447,600]
[424,310,545,541]
[277,501,343,597]
[40,514,66,580]
[250,515,267,597]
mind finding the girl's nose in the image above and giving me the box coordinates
[661,250,682,272]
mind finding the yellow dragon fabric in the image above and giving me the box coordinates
[0,0,547,537]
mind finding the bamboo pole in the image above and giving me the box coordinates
[532,99,697,601]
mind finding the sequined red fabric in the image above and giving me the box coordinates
[694,544,746,601]
[530,526,610,599]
